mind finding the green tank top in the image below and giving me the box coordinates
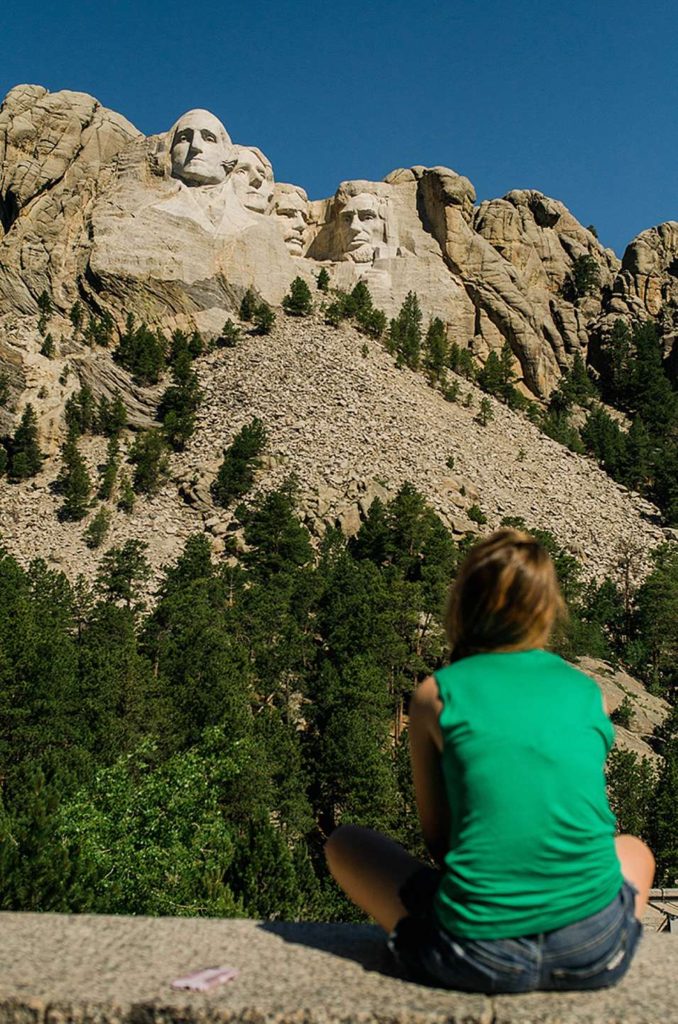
[432,649,622,938]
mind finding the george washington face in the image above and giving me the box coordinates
[170,110,234,186]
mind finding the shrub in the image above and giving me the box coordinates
[467,504,487,525]
[0,374,9,406]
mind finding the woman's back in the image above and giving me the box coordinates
[434,649,622,938]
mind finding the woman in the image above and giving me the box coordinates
[325,529,654,992]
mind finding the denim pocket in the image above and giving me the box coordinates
[550,925,636,990]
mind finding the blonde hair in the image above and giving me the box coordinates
[444,528,566,661]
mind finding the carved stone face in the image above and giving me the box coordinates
[273,186,309,255]
[233,147,274,213]
[170,110,233,186]
[337,192,387,263]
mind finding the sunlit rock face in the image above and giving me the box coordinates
[3,81,670,434]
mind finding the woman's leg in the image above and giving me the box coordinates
[615,834,655,919]
[325,824,431,932]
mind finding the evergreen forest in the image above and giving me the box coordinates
[1,482,677,917]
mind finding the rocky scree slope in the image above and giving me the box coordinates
[0,312,666,593]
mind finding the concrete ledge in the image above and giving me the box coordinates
[0,913,676,1024]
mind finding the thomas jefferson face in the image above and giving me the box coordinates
[338,192,387,263]
[170,110,233,186]
[273,187,309,255]
[232,147,274,213]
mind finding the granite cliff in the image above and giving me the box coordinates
[2,80,674,440]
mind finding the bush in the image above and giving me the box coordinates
[0,374,9,407]
[467,504,487,525]
[282,277,313,317]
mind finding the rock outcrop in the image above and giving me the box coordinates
[2,81,666,432]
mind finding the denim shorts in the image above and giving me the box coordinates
[387,867,642,993]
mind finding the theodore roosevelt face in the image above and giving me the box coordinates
[273,187,309,254]
[170,110,233,186]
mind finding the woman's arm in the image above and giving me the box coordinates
[408,675,451,868]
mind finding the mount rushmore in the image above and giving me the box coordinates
[0,83,676,443]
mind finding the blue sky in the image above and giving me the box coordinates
[2,0,676,254]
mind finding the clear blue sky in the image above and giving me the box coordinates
[2,0,676,255]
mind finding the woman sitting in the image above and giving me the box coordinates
[325,528,654,993]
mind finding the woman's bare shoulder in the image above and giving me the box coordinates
[411,675,442,711]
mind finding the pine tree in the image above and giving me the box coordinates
[217,320,241,348]
[282,277,313,316]
[423,319,448,381]
[253,302,276,335]
[57,430,92,521]
[317,268,330,292]
[477,351,503,396]
[98,436,120,501]
[84,508,112,549]
[114,319,167,384]
[9,404,43,480]
[475,396,494,426]
[40,334,55,358]
[69,302,83,333]
[449,342,477,380]
[117,472,135,513]
[391,292,422,369]
[212,418,267,508]
[158,350,203,450]
[129,429,170,495]
[569,254,600,298]
[96,539,151,611]
[239,288,259,321]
